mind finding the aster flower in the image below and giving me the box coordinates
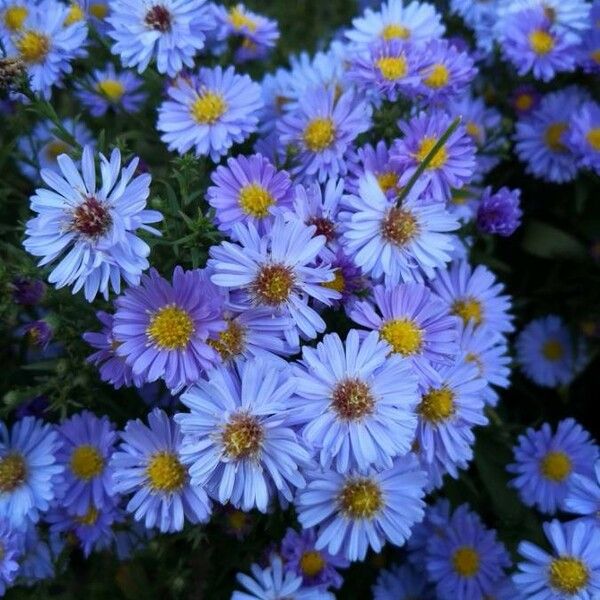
[157,66,263,162]
[514,519,600,598]
[207,153,293,238]
[426,504,511,599]
[295,455,427,562]
[340,174,459,285]
[515,315,584,388]
[578,28,600,74]
[1,0,87,98]
[476,186,522,237]
[347,140,402,199]
[176,359,311,512]
[372,563,431,600]
[277,85,372,183]
[83,310,144,390]
[0,1,31,36]
[233,555,334,600]
[318,248,364,305]
[20,319,53,351]
[209,217,339,343]
[75,62,146,117]
[564,459,600,527]
[417,39,476,102]
[0,518,22,595]
[281,527,349,590]
[430,260,514,335]
[514,87,588,184]
[348,38,423,103]
[567,101,600,175]
[406,498,452,570]
[113,266,225,392]
[0,417,63,527]
[107,0,212,76]
[508,419,598,515]
[55,411,117,516]
[11,277,45,306]
[14,522,54,586]
[349,283,458,367]
[512,85,541,116]
[346,0,445,48]
[450,0,499,30]
[16,118,93,181]
[23,145,162,302]
[392,110,476,201]
[292,330,418,472]
[111,408,210,533]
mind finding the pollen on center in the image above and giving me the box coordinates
[380,318,423,356]
[147,304,195,350]
[238,183,274,218]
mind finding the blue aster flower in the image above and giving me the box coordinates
[176,358,311,513]
[430,260,514,335]
[567,101,600,175]
[292,330,418,473]
[14,522,54,586]
[1,0,88,98]
[113,266,225,392]
[0,518,23,596]
[347,140,402,199]
[157,66,263,162]
[207,153,293,238]
[111,408,211,533]
[209,216,339,343]
[75,62,146,117]
[564,459,600,527]
[515,315,585,388]
[233,555,334,600]
[340,174,459,285]
[0,417,63,527]
[513,519,600,598]
[578,28,600,74]
[281,527,349,590]
[425,503,511,600]
[295,455,427,562]
[55,411,117,516]
[23,145,162,302]
[476,186,522,237]
[277,86,371,183]
[392,110,476,202]
[514,87,588,184]
[406,498,452,570]
[508,419,598,515]
[0,1,32,37]
[346,0,445,48]
[372,563,433,600]
[107,0,212,76]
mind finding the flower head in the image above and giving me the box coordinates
[476,186,522,237]
[567,101,600,175]
[0,518,22,595]
[564,459,600,527]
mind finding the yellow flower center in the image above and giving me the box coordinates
[96,79,125,102]
[381,23,410,40]
[529,29,555,55]
[541,338,564,361]
[191,92,227,125]
[226,509,248,531]
[549,557,589,594]
[208,320,246,361]
[322,269,345,293]
[544,122,567,152]
[147,305,195,350]
[380,207,419,247]
[0,453,27,492]
[303,117,336,152]
[222,413,264,459]
[424,64,450,89]
[452,546,480,577]
[228,6,257,32]
[591,49,600,64]
[146,451,186,492]
[252,263,295,306]
[17,30,50,64]
[376,171,398,194]
[89,3,108,19]
[300,551,326,577]
[3,5,28,31]
[419,386,455,423]
[452,297,483,326]
[586,128,600,151]
[238,183,274,218]
[515,93,534,112]
[45,140,71,162]
[414,136,448,169]
[331,378,374,421]
[376,55,407,80]
[380,318,423,356]
[76,506,99,526]
[466,121,482,144]
[70,445,104,480]
[64,3,85,25]
[338,477,383,519]
[540,451,572,482]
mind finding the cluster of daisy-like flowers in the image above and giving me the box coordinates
[2,0,599,598]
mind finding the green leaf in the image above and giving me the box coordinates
[521,221,586,260]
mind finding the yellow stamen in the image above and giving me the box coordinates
[322,269,345,293]
[380,318,423,356]
[380,207,419,247]
[414,136,447,169]
[96,79,125,102]
[381,23,410,40]
[419,386,455,423]
[190,91,227,125]
[222,413,264,459]
[586,128,600,151]
[544,122,567,152]
[228,6,257,32]
[208,320,246,361]
[252,263,295,306]
[541,339,564,361]
[0,453,27,492]
[540,451,572,482]
[300,551,326,577]
[3,5,28,31]
[70,445,104,480]
[529,30,555,55]
[452,297,483,326]
[146,451,186,492]
[331,378,374,421]
[549,557,589,594]
[376,56,407,80]
[239,183,274,218]
[303,118,336,152]
[64,3,85,26]
[338,477,383,519]
[452,546,480,577]
[17,30,50,64]
[424,64,450,89]
[147,305,194,350]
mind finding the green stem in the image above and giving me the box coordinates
[396,116,462,205]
